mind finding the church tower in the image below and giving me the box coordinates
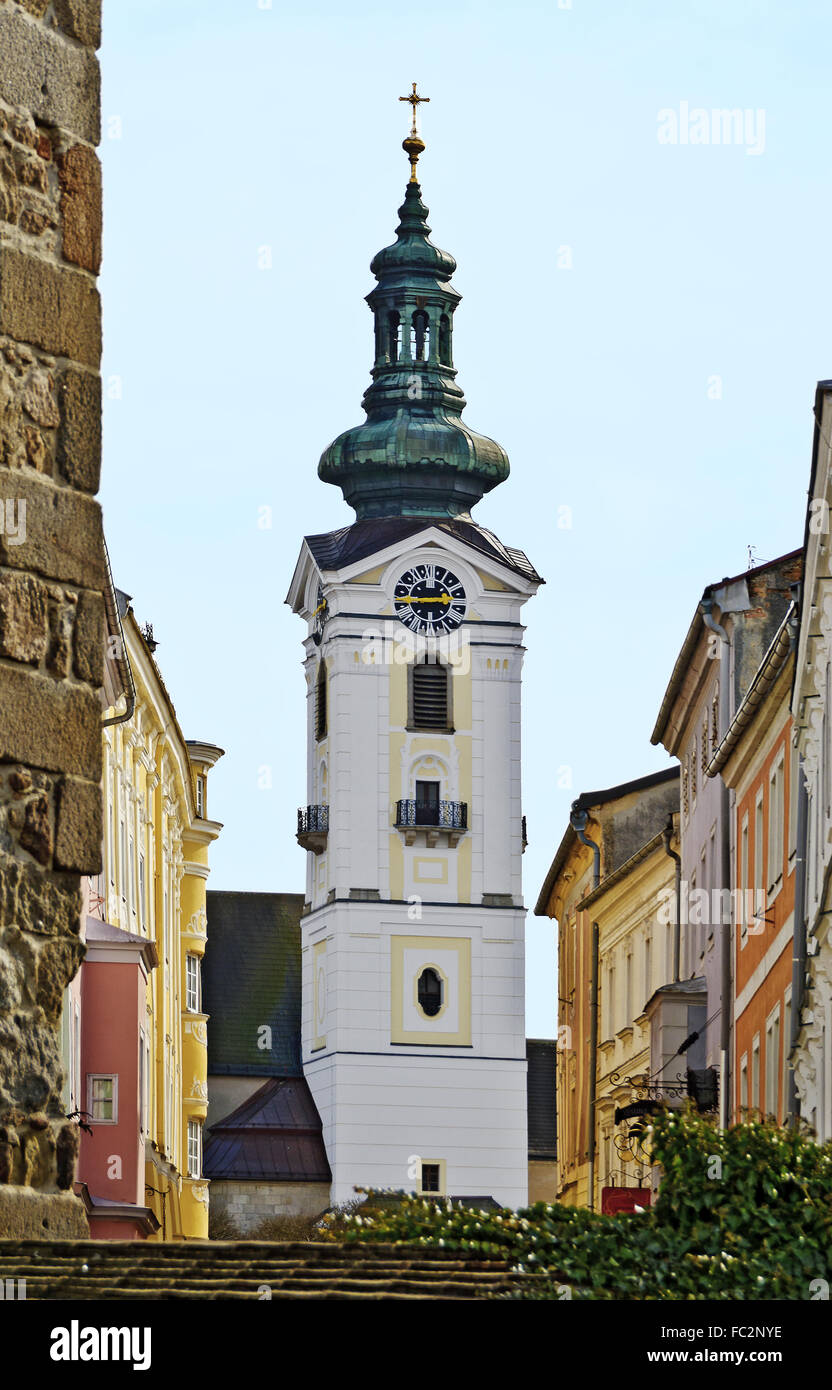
[286,90,542,1209]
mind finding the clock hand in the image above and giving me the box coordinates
[400,594,453,605]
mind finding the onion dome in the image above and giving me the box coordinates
[318,91,510,520]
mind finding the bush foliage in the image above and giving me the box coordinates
[322,1109,832,1299]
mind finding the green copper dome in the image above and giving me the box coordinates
[318,178,510,520]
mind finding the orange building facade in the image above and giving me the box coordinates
[709,608,798,1122]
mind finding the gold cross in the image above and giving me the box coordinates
[399,82,429,135]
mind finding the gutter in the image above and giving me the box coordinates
[101,535,136,729]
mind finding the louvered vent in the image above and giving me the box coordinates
[412,661,448,729]
[315,663,327,741]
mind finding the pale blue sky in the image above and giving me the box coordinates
[99,0,828,1036]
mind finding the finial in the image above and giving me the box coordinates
[399,82,429,182]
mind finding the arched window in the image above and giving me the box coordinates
[439,313,451,366]
[388,311,401,363]
[417,967,443,1018]
[315,661,327,742]
[411,309,429,362]
[410,655,450,729]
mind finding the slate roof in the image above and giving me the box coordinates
[204,891,304,1076]
[203,1077,331,1183]
[526,1039,557,1159]
[304,516,542,584]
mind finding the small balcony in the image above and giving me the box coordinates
[395,799,467,848]
[297,804,329,854]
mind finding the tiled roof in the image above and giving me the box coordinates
[203,1077,331,1183]
[304,516,542,584]
[204,891,304,1076]
[526,1039,557,1158]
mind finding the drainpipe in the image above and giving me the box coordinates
[788,757,809,1124]
[662,816,681,983]
[701,599,732,1131]
[571,808,600,1211]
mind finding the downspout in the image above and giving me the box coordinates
[662,816,681,983]
[788,751,808,1124]
[571,808,600,1211]
[701,599,731,1131]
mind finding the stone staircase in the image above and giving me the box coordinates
[0,1239,541,1300]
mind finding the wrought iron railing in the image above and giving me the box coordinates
[297,804,329,835]
[395,799,467,830]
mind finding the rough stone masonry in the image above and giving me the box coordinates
[0,0,104,1238]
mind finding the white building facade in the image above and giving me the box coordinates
[792,380,832,1139]
[286,121,541,1209]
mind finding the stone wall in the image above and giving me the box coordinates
[0,0,103,1238]
[210,1182,332,1234]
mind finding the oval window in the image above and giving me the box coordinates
[417,967,443,1018]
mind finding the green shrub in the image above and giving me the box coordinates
[322,1108,832,1300]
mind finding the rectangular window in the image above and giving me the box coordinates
[120,821,127,905]
[689,870,697,972]
[110,794,117,886]
[88,1074,117,1124]
[783,987,792,1115]
[751,1035,761,1112]
[138,1034,147,1137]
[765,1007,781,1120]
[415,780,440,825]
[699,847,707,957]
[419,1160,445,1195]
[825,659,832,815]
[196,775,205,818]
[410,658,451,730]
[186,955,200,1013]
[138,853,146,930]
[73,1001,81,1112]
[739,813,749,943]
[187,1120,202,1179]
[788,746,798,864]
[739,1053,748,1115]
[768,754,784,896]
[754,794,764,928]
[644,930,652,1004]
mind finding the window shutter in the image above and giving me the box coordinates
[412,661,448,728]
[315,663,327,741]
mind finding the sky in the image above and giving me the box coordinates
[99,0,831,1037]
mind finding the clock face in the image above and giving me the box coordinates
[312,581,328,645]
[394,562,467,635]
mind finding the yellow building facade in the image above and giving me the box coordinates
[535,770,679,1210]
[579,824,678,1209]
[93,595,223,1239]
